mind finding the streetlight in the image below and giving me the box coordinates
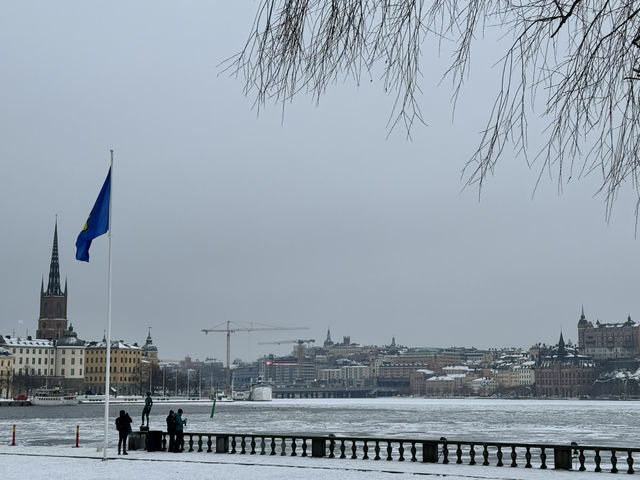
[186,369,195,398]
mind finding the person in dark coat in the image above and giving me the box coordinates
[115,409,133,455]
[165,409,176,453]
[174,408,186,452]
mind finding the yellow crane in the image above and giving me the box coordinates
[202,321,307,393]
[258,338,316,380]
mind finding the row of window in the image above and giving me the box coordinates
[86,376,138,383]
[9,348,82,355]
[17,356,83,365]
[86,356,139,363]
[16,368,82,376]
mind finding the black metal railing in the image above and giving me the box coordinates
[157,432,640,473]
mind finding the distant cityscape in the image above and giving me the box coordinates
[1,225,639,400]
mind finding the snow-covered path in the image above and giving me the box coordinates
[0,445,602,479]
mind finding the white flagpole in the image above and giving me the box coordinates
[103,149,114,460]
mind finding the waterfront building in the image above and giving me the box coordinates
[84,340,142,395]
[53,325,85,392]
[0,347,13,398]
[409,369,436,396]
[513,361,536,386]
[36,222,68,341]
[536,333,597,397]
[141,329,158,364]
[140,329,159,393]
[577,308,640,360]
[0,336,55,377]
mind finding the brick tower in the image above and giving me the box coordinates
[36,221,68,340]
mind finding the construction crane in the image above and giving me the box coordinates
[258,339,315,380]
[202,321,307,394]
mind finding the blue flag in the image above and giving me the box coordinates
[76,168,111,262]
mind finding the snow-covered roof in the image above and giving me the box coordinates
[86,340,141,350]
[427,374,466,381]
[0,337,53,347]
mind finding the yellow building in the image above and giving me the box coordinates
[0,347,14,398]
[84,340,142,395]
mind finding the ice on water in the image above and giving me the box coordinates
[1,398,638,448]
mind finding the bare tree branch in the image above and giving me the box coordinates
[226,0,640,218]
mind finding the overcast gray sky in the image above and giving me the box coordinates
[2,2,639,362]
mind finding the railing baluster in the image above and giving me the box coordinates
[141,431,640,476]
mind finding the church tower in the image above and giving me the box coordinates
[36,221,68,340]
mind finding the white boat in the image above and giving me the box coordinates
[232,390,250,401]
[77,395,199,404]
[215,392,234,402]
[30,389,78,406]
[249,381,272,401]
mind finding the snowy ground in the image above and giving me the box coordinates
[0,445,604,480]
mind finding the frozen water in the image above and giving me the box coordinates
[0,397,637,448]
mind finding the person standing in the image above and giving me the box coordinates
[174,408,186,452]
[115,409,133,455]
[165,409,176,453]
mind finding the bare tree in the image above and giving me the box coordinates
[228,1,640,216]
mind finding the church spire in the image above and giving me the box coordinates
[558,331,566,358]
[46,220,62,295]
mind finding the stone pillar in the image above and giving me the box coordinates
[423,441,438,463]
[311,439,326,457]
[216,435,229,453]
[554,447,572,470]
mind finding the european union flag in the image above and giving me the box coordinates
[76,168,111,262]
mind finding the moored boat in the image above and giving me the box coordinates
[30,389,78,406]
[249,380,272,401]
